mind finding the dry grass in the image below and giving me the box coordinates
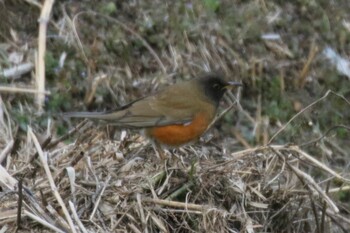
[1,0,350,232]
[0,117,349,232]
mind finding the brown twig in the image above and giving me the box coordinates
[299,40,318,88]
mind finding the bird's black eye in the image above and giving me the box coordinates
[213,83,221,89]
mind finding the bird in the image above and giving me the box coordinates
[64,73,242,158]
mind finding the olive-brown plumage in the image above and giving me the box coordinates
[64,73,241,147]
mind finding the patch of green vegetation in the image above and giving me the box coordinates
[264,98,293,122]
[13,111,30,131]
[106,41,131,62]
[165,2,200,37]
[336,127,349,139]
[46,92,72,112]
[99,2,117,15]
[45,51,59,79]
[319,11,331,34]
[220,2,264,43]
[56,124,69,137]
[337,190,350,203]
[255,75,295,122]
[188,159,197,180]
[147,34,167,50]
[203,0,220,12]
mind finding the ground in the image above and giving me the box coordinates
[0,0,349,232]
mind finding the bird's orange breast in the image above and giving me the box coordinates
[147,112,212,147]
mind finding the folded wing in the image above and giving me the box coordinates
[64,81,204,128]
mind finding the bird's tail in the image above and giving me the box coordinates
[62,111,124,121]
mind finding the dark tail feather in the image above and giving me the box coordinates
[62,111,122,121]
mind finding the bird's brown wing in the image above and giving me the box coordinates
[109,82,204,127]
[64,81,207,128]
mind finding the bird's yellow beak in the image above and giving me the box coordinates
[224,81,242,90]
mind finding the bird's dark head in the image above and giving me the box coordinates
[198,73,242,105]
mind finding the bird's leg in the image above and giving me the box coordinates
[169,149,186,169]
[153,142,168,160]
